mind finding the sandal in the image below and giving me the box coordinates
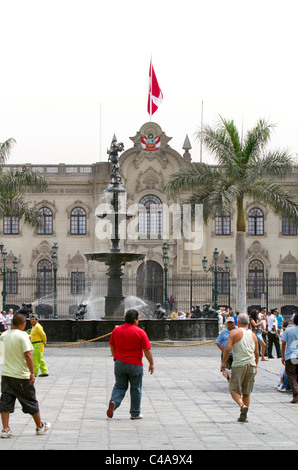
[238,405,248,422]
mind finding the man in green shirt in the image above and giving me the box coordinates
[0,313,51,438]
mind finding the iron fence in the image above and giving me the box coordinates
[3,274,298,319]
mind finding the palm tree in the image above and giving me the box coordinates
[0,137,48,227]
[165,117,298,313]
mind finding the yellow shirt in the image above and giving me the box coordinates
[30,322,47,344]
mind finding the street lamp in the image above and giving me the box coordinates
[202,248,229,311]
[162,243,169,313]
[0,243,18,311]
[51,242,58,319]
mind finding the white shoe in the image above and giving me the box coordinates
[1,429,12,438]
[36,422,51,435]
[130,414,143,420]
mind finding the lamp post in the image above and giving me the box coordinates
[51,242,58,319]
[202,248,229,311]
[0,243,18,311]
[162,243,169,313]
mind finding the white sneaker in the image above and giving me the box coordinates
[130,414,143,420]
[36,422,51,435]
[1,429,12,438]
[277,384,283,391]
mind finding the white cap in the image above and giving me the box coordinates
[226,316,235,322]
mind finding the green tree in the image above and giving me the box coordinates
[165,117,298,313]
[0,138,48,227]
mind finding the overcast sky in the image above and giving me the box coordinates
[1,0,298,166]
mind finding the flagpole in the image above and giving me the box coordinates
[200,100,203,163]
[150,57,153,121]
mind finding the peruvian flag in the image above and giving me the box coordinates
[147,59,163,116]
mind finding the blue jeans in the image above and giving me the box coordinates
[110,360,143,417]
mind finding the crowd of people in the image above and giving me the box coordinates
[0,309,14,332]
[216,306,298,422]
[0,299,297,436]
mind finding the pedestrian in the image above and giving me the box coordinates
[215,316,235,380]
[0,313,51,437]
[0,311,7,332]
[5,309,13,330]
[259,309,268,355]
[267,308,282,359]
[168,294,175,312]
[29,314,49,377]
[106,309,154,420]
[276,312,284,335]
[250,309,268,361]
[170,308,179,319]
[221,313,259,423]
[281,313,298,403]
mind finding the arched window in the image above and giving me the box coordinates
[70,207,86,235]
[215,213,231,235]
[248,259,265,298]
[37,207,53,234]
[138,195,162,237]
[136,260,163,304]
[248,208,264,235]
[37,259,52,298]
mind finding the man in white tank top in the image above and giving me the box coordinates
[221,313,259,423]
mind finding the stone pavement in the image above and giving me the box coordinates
[1,340,298,452]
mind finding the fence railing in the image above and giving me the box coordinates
[3,274,298,319]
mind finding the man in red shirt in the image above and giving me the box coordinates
[106,309,154,420]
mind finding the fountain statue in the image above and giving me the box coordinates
[84,136,145,318]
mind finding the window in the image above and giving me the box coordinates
[37,207,53,235]
[71,272,85,295]
[6,271,18,294]
[215,213,231,235]
[217,271,230,294]
[37,259,52,298]
[3,216,19,235]
[248,259,265,298]
[138,195,162,237]
[70,207,86,235]
[283,272,297,295]
[248,208,264,235]
[282,217,297,236]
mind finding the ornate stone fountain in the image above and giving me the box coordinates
[84,136,145,318]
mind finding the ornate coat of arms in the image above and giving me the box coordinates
[140,133,161,152]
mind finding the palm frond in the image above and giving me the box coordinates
[242,119,275,164]
[0,138,16,164]
[0,165,48,195]
[248,180,298,226]
[164,163,221,194]
[0,194,43,228]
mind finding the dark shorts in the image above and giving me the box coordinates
[0,376,39,415]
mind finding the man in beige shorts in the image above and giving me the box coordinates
[221,313,259,423]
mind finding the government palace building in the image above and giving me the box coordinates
[1,122,298,318]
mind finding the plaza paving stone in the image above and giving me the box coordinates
[0,341,297,452]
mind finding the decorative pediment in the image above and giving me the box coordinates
[32,241,52,260]
[246,241,269,261]
[279,251,298,265]
[130,122,172,152]
[67,251,85,267]
[135,166,165,192]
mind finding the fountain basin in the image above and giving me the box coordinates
[29,318,219,343]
